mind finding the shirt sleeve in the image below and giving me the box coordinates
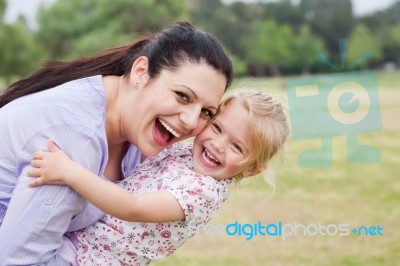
[0,125,105,265]
[165,173,223,227]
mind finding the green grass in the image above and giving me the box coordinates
[154,71,400,266]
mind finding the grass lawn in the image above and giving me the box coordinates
[154,70,400,266]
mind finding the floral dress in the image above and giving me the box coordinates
[72,142,231,265]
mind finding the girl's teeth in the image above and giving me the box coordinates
[205,150,217,161]
[203,149,220,166]
[203,150,217,166]
[159,119,181,138]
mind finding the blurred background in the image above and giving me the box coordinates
[1,0,399,265]
[1,0,400,82]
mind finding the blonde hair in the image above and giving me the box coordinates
[219,89,290,189]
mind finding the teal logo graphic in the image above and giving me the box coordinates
[286,40,382,168]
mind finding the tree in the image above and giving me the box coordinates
[300,0,355,62]
[0,0,43,85]
[383,23,400,64]
[36,0,187,59]
[248,20,296,76]
[347,24,382,68]
[0,0,5,21]
[222,2,265,58]
[360,2,400,64]
[262,0,305,32]
[187,0,263,76]
[360,1,400,33]
[293,25,326,73]
[188,0,266,60]
[0,17,43,85]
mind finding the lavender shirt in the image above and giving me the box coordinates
[0,76,141,265]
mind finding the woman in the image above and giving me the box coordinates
[0,21,232,264]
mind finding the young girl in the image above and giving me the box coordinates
[28,90,290,265]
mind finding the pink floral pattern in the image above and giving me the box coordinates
[73,143,230,265]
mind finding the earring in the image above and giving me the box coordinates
[134,81,139,88]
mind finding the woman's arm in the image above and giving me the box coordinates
[28,140,185,223]
[0,128,105,264]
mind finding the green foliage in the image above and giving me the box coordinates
[36,0,187,59]
[347,24,382,68]
[352,1,400,64]
[263,0,305,32]
[360,2,400,33]
[248,20,296,74]
[383,23,400,64]
[230,54,247,77]
[2,0,399,79]
[301,0,355,61]
[0,18,43,85]
[188,0,265,59]
[0,0,5,21]
[293,25,326,72]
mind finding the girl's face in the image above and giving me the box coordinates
[193,99,254,180]
[124,61,226,157]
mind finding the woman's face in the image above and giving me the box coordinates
[124,61,227,157]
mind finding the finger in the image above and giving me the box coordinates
[27,168,42,177]
[30,159,42,168]
[28,179,45,188]
[48,139,60,152]
[31,151,46,160]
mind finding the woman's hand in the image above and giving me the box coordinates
[28,139,80,187]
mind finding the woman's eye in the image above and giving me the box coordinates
[200,109,214,120]
[175,92,189,103]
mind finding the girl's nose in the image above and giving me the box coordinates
[211,136,226,154]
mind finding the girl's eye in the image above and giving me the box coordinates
[200,109,214,120]
[175,91,189,103]
[212,123,221,133]
[232,143,243,153]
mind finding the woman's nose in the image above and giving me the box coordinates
[180,106,202,131]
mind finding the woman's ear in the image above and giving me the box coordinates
[130,56,150,87]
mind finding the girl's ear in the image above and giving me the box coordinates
[130,56,150,86]
[242,166,261,178]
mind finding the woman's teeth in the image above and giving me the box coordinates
[203,149,220,166]
[159,119,181,138]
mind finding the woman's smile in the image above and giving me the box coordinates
[153,119,182,147]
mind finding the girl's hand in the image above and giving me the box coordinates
[28,139,80,187]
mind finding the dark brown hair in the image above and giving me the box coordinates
[0,21,233,108]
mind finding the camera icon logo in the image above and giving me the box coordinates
[286,40,382,168]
